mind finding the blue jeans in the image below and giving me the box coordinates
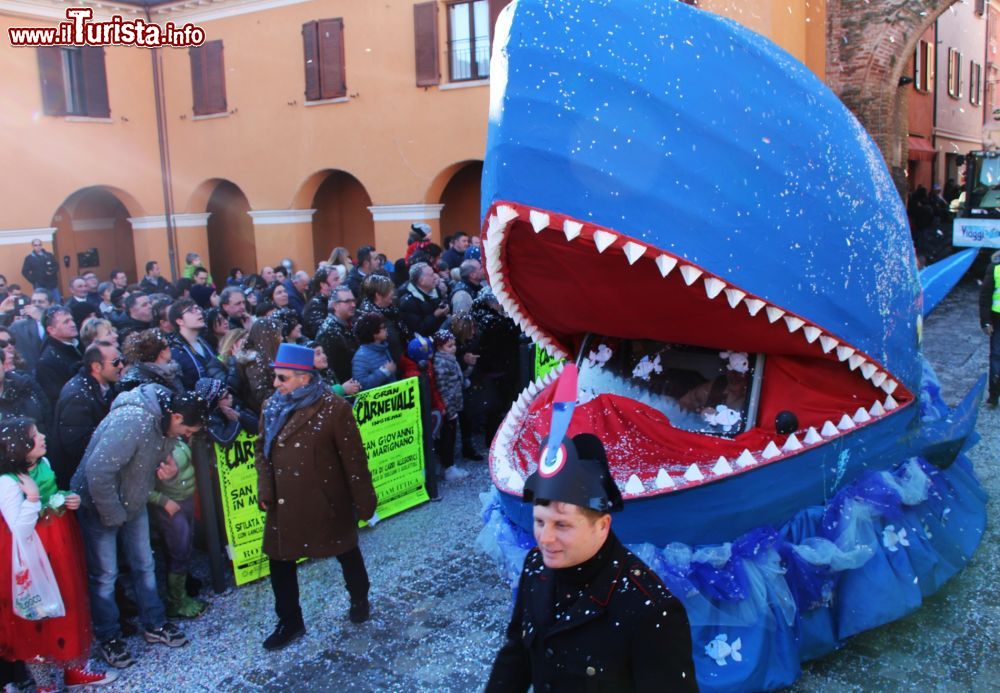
[77,506,166,641]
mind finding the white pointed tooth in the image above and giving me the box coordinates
[735,449,757,468]
[528,210,550,233]
[871,371,887,388]
[563,219,582,241]
[744,298,765,316]
[820,420,839,437]
[860,362,877,380]
[542,371,556,385]
[655,254,677,277]
[836,414,855,430]
[848,354,865,371]
[782,433,803,451]
[819,335,838,353]
[492,277,505,293]
[761,441,782,459]
[802,326,821,343]
[853,407,871,423]
[683,464,705,482]
[724,288,746,308]
[512,399,526,415]
[765,306,785,323]
[784,315,804,333]
[704,277,726,299]
[882,379,898,395]
[622,241,646,265]
[593,229,617,253]
[884,394,898,410]
[836,346,855,362]
[624,474,645,495]
[870,400,885,417]
[654,468,676,489]
[679,265,703,285]
[527,381,539,397]
[496,205,518,224]
[804,427,823,444]
[487,214,504,236]
[712,457,734,475]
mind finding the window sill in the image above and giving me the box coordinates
[192,111,230,121]
[64,116,114,123]
[304,96,350,107]
[439,78,489,91]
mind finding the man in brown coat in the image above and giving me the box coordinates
[255,343,377,651]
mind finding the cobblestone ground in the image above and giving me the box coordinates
[101,283,996,692]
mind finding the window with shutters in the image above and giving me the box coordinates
[190,40,227,116]
[913,39,934,93]
[36,46,110,118]
[947,48,962,99]
[970,61,982,106]
[302,18,347,102]
[447,0,490,81]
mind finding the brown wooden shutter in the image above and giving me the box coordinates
[80,46,110,117]
[413,2,440,87]
[190,44,205,113]
[191,40,227,115]
[37,47,66,116]
[488,0,507,47]
[318,18,346,99]
[303,20,321,101]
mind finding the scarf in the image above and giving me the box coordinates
[262,376,326,458]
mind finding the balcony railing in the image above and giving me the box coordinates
[448,39,490,82]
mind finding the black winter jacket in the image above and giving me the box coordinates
[315,316,359,384]
[50,371,113,487]
[36,337,83,405]
[169,333,226,391]
[21,250,59,289]
[399,284,446,338]
[0,370,52,433]
[486,533,697,693]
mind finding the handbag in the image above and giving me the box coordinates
[11,529,65,621]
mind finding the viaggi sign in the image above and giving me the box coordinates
[953,218,1000,248]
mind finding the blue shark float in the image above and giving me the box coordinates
[476,1,988,690]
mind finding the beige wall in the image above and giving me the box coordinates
[1,0,827,291]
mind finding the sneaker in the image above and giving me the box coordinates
[64,664,119,689]
[349,598,370,624]
[143,622,188,648]
[98,637,135,669]
[262,621,306,651]
[443,465,470,482]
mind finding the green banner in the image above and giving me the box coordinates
[354,376,428,522]
[534,344,566,380]
[215,429,270,585]
[216,378,428,585]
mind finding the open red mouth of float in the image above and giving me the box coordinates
[483,201,914,498]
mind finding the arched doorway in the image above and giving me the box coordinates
[308,170,375,263]
[439,161,483,241]
[51,187,138,291]
[205,181,254,281]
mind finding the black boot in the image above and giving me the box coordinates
[263,619,306,651]
[349,598,370,624]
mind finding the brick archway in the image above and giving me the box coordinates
[826,0,959,193]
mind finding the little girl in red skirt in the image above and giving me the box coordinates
[0,417,117,691]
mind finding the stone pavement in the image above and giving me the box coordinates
[102,282,997,692]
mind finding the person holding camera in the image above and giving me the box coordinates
[399,262,450,339]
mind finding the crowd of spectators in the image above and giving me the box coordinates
[0,228,521,686]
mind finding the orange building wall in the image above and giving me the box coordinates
[1,0,827,292]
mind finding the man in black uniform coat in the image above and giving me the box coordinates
[486,432,698,692]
